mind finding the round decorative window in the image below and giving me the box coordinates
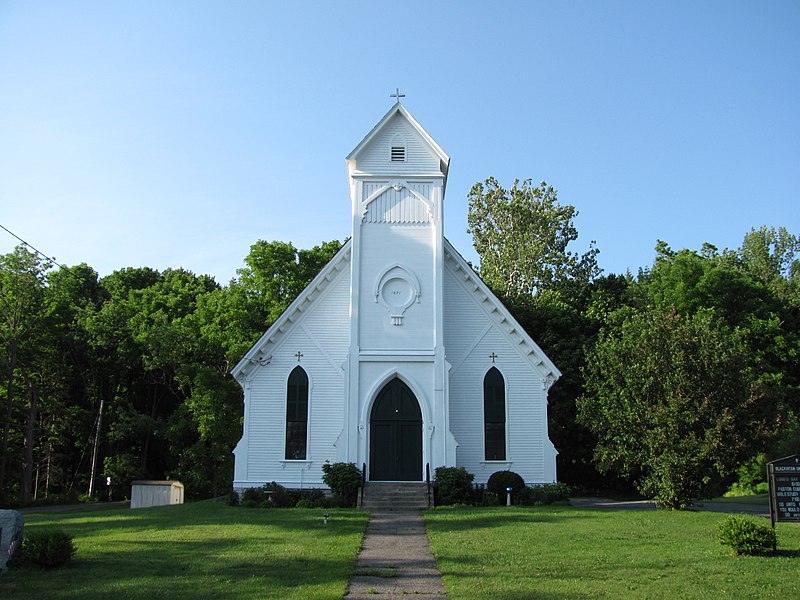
[381,277,414,308]
[374,264,420,326]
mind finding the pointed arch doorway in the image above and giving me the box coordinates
[369,378,422,481]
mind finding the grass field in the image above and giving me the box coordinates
[1,502,368,600]
[425,506,800,600]
[5,501,798,600]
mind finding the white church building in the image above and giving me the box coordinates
[231,101,560,490]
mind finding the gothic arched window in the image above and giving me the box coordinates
[483,367,506,461]
[285,366,309,460]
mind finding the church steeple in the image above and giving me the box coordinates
[344,101,451,480]
[345,103,449,350]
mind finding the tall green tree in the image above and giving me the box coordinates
[738,226,800,303]
[640,237,799,460]
[467,177,599,297]
[0,246,51,500]
[235,239,344,325]
[466,177,607,485]
[578,307,781,508]
[504,274,634,487]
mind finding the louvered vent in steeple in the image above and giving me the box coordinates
[390,134,406,162]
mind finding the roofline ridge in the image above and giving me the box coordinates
[443,239,561,382]
[231,240,353,380]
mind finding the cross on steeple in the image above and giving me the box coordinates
[390,88,405,103]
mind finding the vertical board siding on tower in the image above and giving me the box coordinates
[363,183,432,223]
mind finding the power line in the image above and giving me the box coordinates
[0,222,67,270]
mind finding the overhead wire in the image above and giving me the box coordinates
[0,222,68,270]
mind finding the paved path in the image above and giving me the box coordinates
[570,497,770,517]
[345,510,446,599]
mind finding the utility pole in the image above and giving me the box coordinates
[87,394,105,498]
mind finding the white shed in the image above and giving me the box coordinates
[130,480,184,509]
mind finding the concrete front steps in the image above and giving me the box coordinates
[360,482,431,511]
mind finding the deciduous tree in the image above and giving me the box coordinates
[578,307,781,508]
[467,177,599,297]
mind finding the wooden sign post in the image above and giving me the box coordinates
[766,454,800,529]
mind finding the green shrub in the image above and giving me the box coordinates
[300,488,326,506]
[18,529,76,569]
[290,489,327,508]
[724,454,768,497]
[265,482,295,507]
[322,462,362,507]
[725,481,769,497]
[716,515,776,556]
[241,485,270,507]
[239,482,296,507]
[487,470,525,496]
[522,482,571,505]
[434,467,474,506]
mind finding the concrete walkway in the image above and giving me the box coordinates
[345,510,446,598]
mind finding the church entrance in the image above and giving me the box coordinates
[369,378,422,481]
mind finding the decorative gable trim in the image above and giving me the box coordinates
[443,239,561,389]
[231,240,352,383]
[346,103,450,176]
[361,180,433,224]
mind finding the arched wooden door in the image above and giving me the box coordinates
[369,378,422,481]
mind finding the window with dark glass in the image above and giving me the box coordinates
[285,366,309,460]
[483,367,506,461]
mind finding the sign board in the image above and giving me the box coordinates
[767,454,800,527]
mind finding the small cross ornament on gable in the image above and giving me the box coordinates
[489,352,498,363]
[390,88,405,103]
[295,351,304,362]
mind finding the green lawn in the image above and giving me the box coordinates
[425,506,800,600]
[6,501,799,600]
[1,502,368,600]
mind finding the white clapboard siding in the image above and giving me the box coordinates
[355,113,442,175]
[239,266,350,488]
[443,258,554,485]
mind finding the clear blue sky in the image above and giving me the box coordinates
[1,1,798,284]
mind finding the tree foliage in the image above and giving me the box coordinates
[466,175,798,502]
[0,238,342,504]
[467,177,599,297]
[578,307,781,508]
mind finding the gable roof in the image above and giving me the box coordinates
[346,102,450,178]
[231,240,352,382]
[231,235,561,388]
[443,238,562,387]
